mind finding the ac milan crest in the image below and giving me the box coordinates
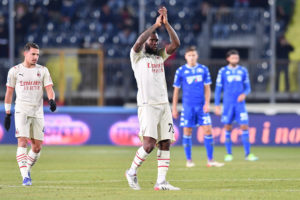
[37,71,41,77]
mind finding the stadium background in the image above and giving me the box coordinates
[0,0,299,146]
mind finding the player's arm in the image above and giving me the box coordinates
[132,14,162,53]
[45,85,56,112]
[172,69,182,118]
[4,87,14,131]
[4,68,16,131]
[238,69,251,102]
[214,70,223,115]
[159,7,180,54]
[172,87,180,119]
[203,84,211,113]
[4,87,14,114]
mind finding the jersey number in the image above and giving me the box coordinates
[168,123,174,133]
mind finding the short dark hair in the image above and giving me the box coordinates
[24,42,39,51]
[226,49,239,58]
[185,46,197,54]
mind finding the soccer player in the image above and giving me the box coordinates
[4,42,56,186]
[125,7,180,190]
[214,49,258,162]
[172,46,224,168]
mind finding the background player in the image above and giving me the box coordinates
[125,7,180,190]
[214,49,258,162]
[172,46,224,168]
[4,42,56,186]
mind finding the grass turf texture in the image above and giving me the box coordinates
[0,146,299,200]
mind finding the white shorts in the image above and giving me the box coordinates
[138,103,175,142]
[15,112,44,141]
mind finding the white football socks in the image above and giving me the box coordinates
[157,150,170,184]
[27,149,41,173]
[16,147,28,179]
[128,146,149,175]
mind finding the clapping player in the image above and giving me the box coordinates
[125,7,180,190]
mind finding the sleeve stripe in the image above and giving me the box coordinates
[6,86,15,89]
[44,84,53,88]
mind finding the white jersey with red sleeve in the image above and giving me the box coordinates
[130,48,171,106]
[6,63,53,118]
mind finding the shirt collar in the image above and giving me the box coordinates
[185,63,199,69]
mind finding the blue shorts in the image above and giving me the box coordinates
[221,103,249,125]
[180,105,212,127]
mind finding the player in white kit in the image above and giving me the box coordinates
[125,7,180,190]
[4,42,56,186]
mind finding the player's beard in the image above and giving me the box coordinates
[145,43,158,55]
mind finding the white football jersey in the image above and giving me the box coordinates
[6,63,53,118]
[130,48,171,106]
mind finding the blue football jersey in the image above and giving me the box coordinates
[215,65,251,105]
[173,63,212,106]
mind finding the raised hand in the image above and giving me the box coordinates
[155,14,163,27]
[158,6,168,24]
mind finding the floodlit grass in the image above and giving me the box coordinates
[0,145,299,200]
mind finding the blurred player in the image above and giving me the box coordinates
[214,49,258,162]
[4,42,56,186]
[172,46,224,168]
[125,7,180,190]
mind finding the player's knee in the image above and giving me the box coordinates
[183,128,192,136]
[158,140,171,151]
[224,125,232,131]
[18,138,28,148]
[32,146,42,153]
[202,125,212,135]
[240,125,248,130]
[143,143,155,154]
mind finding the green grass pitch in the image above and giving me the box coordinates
[0,145,299,200]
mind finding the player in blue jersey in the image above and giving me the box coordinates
[172,46,224,168]
[214,49,258,162]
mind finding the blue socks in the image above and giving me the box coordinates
[242,130,250,156]
[225,130,232,155]
[204,135,214,161]
[182,135,192,160]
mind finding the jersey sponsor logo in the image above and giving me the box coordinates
[186,75,203,84]
[147,62,164,73]
[19,81,42,91]
[227,75,242,82]
[197,68,203,73]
